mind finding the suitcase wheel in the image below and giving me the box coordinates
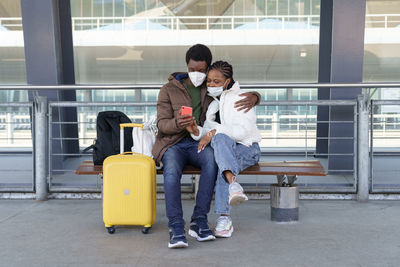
[142,226,151,234]
[107,226,115,234]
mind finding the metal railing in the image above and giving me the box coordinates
[46,99,357,194]
[365,14,400,28]
[1,83,400,199]
[47,101,156,193]
[70,15,321,31]
[0,102,34,192]
[1,14,399,31]
[370,100,400,193]
[5,102,400,143]
[0,113,31,145]
[0,17,23,31]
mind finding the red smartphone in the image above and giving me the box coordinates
[180,106,193,116]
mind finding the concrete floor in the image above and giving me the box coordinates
[1,199,400,267]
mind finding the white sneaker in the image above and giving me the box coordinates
[229,179,248,206]
[214,216,234,238]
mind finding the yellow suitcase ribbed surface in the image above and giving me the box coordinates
[103,153,156,228]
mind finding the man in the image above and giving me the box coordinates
[152,44,261,249]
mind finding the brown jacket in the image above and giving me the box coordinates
[152,73,213,164]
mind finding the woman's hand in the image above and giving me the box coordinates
[185,119,199,136]
[197,130,216,153]
[234,92,260,113]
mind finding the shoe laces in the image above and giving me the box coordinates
[195,219,210,231]
[229,181,244,194]
[216,216,231,229]
[170,225,185,238]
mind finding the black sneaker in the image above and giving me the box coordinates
[168,227,188,249]
[188,219,216,242]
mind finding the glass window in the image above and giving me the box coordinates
[364,0,400,82]
[364,0,400,191]
[0,1,26,85]
[0,1,32,190]
[71,0,321,151]
[0,0,28,130]
[71,0,320,84]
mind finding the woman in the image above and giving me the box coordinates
[186,61,261,238]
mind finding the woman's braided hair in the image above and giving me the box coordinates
[209,60,235,89]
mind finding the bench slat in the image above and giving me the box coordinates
[75,164,102,175]
[75,160,326,176]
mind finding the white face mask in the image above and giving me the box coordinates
[188,72,206,87]
[207,81,227,98]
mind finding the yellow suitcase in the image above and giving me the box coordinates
[103,123,156,234]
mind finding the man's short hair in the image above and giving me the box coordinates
[185,44,212,67]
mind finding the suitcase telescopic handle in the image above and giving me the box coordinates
[120,123,144,153]
[120,123,143,129]
[121,151,141,155]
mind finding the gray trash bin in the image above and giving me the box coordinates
[270,184,299,222]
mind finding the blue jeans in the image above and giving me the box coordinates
[162,137,218,228]
[211,133,261,215]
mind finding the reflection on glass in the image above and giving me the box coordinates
[71,0,320,84]
[0,1,30,151]
[0,1,26,85]
[71,0,321,150]
[364,1,400,146]
[364,1,400,190]
[364,0,400,82]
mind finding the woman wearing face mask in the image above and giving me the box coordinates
[186,61,261,238]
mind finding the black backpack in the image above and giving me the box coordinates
[84,111,133,165]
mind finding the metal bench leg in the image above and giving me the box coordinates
[277,174,286,186]
[97,173,103,189]
[287,175,297,186]
[191,174,200,202]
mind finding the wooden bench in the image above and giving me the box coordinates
[76,160,325,222]
[75,160,326,187]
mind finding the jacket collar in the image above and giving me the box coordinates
[172,72,188,82]
[221,81,240,96]
[168,72,188,92]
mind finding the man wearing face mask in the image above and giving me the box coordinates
[152,44,261,249]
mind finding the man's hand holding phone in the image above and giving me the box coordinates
[177,106,193,129]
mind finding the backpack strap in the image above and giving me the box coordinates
[83,144,94,153]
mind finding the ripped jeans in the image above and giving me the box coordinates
[210,133,261,215]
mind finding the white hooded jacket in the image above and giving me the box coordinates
[191,82,261,146]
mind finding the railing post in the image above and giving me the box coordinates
[34,95,48,201]
[357,94,369,202]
